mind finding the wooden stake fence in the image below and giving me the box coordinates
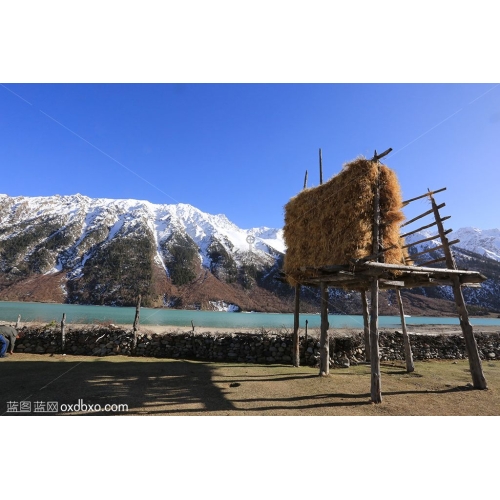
[61,313,66,353]
[132,294,141,352]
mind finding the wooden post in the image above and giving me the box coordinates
[370,155,382,403]
[319,281,329,376]
[191,320,195,333]
[361,289,370,362]
[429,196,487,389]
[304,319,308,346]
[132,294,141,352]
[61,313,66,353]
[293,283,300,367]
[16,314,21,329]
[303,170,308,190]
[369,278,382,403]
[395,289,414,372]
[319,148,323,185]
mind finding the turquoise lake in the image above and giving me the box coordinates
[1,301,499,329]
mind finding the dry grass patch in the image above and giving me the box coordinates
[1,354,498,415]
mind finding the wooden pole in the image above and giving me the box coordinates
[191,320,195,333]
[400,203,445,227]
[400,216,451,239]
[319,148,323,185]
[303,170,308,190]
[402,187,446,206]
[361,289,370,362]
[61,313,66,353]
[369,278,381,402]
[16,314,21,329]
[429,196,487,389]
[371,148,392,162]
[319,281,329,376]
[293,283,300,367]
[395,289,414,372]
[370,155,382,403]
[305,319,308,346]
[132,294,141,352]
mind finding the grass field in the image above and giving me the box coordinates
[1,353,499,415]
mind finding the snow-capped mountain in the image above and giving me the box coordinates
[0,193,284,269]
[449,227,500,262]
[404,227,500,263]
[0,193,288,310]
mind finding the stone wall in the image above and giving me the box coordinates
[11,326,500,366]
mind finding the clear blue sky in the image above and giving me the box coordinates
[1,83,499,230]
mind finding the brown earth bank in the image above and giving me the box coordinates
[1,355,499,416]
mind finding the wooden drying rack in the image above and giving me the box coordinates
[278,148,488,403]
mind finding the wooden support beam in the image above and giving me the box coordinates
[370,161,382,403]
[402,187,446,206]
[361,289,370,362]
[396,290,414,373]
[132,294,141,352]
[361,261,485,276]
[293,284,300,367]
[319,282,329,376]
[303,170,308,190]
[319,148,323,185]
[405,239,460,260]
[402,229,452,249]
[400,216,451,239]
[379,279,405,287]
[430,196,487,390]
[371,147,392,162]
[61,313,66,353]
[370,277,382,403]
[316,264,351,273]
[351,244,397,264]
[401,203,445,228]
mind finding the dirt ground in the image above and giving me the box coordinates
[1,352,499,416]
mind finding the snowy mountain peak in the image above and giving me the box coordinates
[0,193,286,274]
[404,226,500,263]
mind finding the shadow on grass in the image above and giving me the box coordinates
[0,358,236,416]
[0,357,485,416]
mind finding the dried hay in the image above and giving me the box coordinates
[283,157,409,283]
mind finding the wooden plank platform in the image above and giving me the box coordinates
[276,261,486,290]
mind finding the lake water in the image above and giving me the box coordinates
[1,301,500,330]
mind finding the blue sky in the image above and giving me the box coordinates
[1,83,499,230]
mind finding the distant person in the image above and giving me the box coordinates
[0,325,19,358]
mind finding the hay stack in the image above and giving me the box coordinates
[283,157,409,283]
